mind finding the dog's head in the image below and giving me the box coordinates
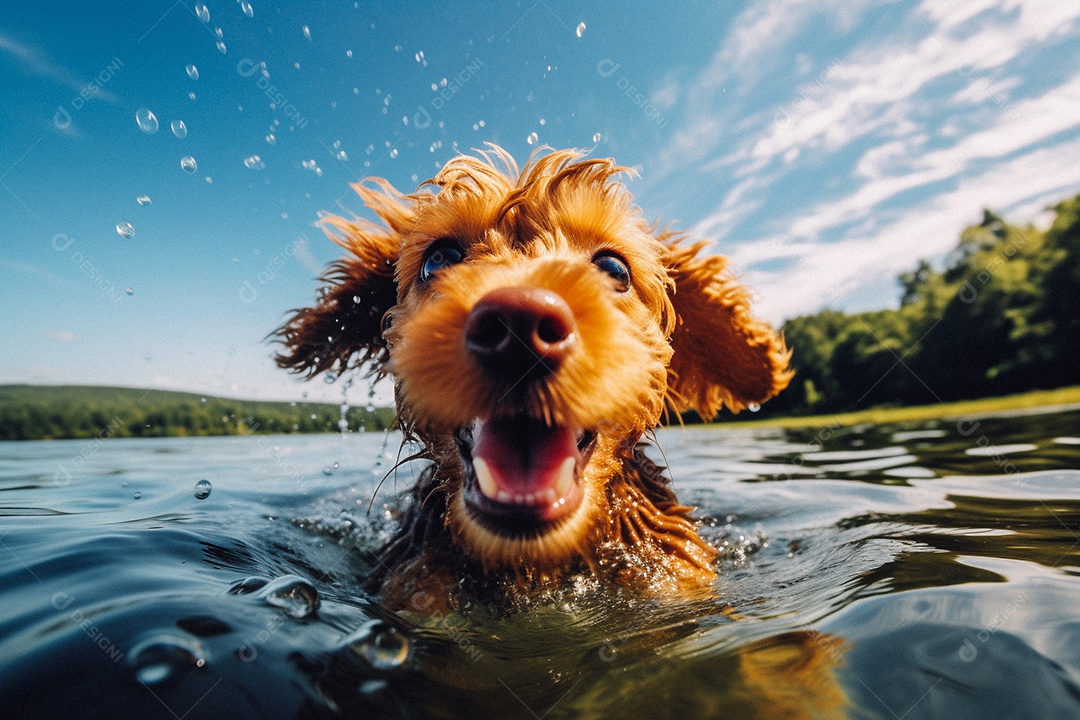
[277,146,791,575]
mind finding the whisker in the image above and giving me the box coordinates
[367,445,433,514]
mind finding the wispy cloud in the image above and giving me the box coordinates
[0,31,118,103]
[743,134,1080,322]
[653,0,1080,321]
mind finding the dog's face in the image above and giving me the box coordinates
[277,147,791,577]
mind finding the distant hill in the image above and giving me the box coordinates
[0,385,396,441]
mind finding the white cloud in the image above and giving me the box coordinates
[656,0,1080,323]
[0,31,119,103]
[744,134,1080,322]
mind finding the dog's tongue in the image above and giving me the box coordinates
[471,417,578,507]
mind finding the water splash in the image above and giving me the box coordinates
[345,620,410,670]
[127,634,205,685]
[256,575,320,618]
[135,109,158,134]
[193,479,212,500]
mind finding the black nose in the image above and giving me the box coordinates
[464,287,577,376]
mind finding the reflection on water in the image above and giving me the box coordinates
[1,409,1079,718]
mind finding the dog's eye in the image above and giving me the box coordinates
[592,252,631,292]
[419,240,465,283]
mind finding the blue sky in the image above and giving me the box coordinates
[1,1,1078,404]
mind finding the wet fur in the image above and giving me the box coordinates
[276,146,791,609]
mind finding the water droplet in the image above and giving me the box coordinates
[229,576,270,594]
[214,26,223,39]
[128,634,205,685]
[180,156,197,174]
[116,221,135,239]
[195,4,209,22]
[576,22,586,37]
[302,25,312,41]
[526,132,538,145]
[133,491,142,499]
[265,133,276,145]
[748,402,761,413]
[170,119,187,139]
[186,64,199,80]
[365,403,375,413]
[136,195,151,206]
[188,91,196,101]
[322,465,334,476]
[240,2,253,18]
[135,108,159,134]
[346,49,353,58]
[125,287,134,296]
[244,154,265,170]
[388,148,398,158]
[216,40,227,55]
[346,620,410,670]
[592,132,601,143]
[194,479,212,500]
[256,575,319,618]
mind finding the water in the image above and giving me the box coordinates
[135,108,158,134]
[1,408,1079,719]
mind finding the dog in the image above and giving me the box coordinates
[276,145,791,610]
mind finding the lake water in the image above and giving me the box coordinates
[2,407,1079,719]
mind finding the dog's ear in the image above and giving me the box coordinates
[662,235,793,418]
[274,180,409,378]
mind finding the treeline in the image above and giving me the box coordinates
[0,385,397,441]
[763,193,1080,416]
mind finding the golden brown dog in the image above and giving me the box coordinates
[276,146,791,609]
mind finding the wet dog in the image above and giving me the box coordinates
[276,146,791,609]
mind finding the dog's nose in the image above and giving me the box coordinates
[464,287,577,374]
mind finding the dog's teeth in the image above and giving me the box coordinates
[473,457,499,499]
[554,457,576,498]
[538,488,556,505]
[514,494,525,504]
[525,493,535,505]
[497,490,512,503]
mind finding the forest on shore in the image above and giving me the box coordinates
[759,193,1080,417]
[0,385,395,441]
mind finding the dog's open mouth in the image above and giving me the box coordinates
[456,415,595,533]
